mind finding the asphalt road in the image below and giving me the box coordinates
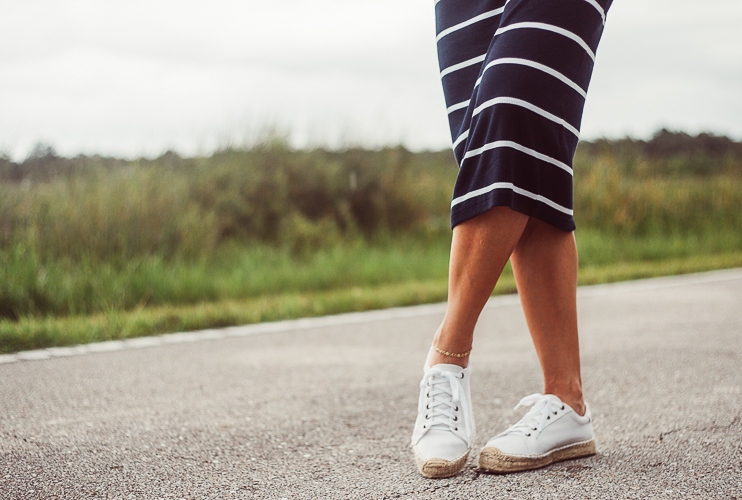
[1,269,741,499]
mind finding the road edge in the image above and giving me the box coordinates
[2,267,740,365]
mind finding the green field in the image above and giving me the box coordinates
[1,130,741,353]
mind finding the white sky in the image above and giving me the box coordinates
[1,0,741,160]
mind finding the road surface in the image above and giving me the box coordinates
[1,269,741,499]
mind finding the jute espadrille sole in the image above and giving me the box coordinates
[478,438,596,474]
[413,447,470,478]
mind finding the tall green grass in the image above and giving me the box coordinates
[1,130,741,328]
[3,250,741,354]
[0,146,455,263]
[0,237,452,319]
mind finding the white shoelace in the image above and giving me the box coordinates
[420,370,464,432]
[498,393,565,439]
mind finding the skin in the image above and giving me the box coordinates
[427,206,586,416]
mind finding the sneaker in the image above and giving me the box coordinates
[478,393,596,473]
[411,364,475,478]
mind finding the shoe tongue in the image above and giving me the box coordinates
[425,363,465,373]
[543,394,563,404]
[536,394,574,415]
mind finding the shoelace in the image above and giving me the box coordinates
[498,393,565,439]
[420,369,464,433]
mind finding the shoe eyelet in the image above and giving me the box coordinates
[426,393,430,398]
[547,416,550,420]
[423,425,427,429]
[454,406,459,412]
[526,433,531,437]
[553,411,557,415]
[454,427,458,431]
[426,404,430,409]
[532,427,537,431]
[453,416,458,421]
[425,415,430,420]
[561,405,565,410]
[460,374,464,379]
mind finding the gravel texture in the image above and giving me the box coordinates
[1,269,741,499]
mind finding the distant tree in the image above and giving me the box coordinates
[155,150,183,170]
[0,151,17,182]
[19,142,63,181]
[26,142,58,160]
[645,128,741,158]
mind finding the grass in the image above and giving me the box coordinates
[0,237,452,319]
[1,131,741,353]
[5,225,740,322]
[2,238,741,354]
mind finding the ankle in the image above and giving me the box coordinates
[428,324,473,369]
[426,349,469,368]
[544,382,585,416]
[558,395,586,417]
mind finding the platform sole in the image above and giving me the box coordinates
[413,447,471,478]
[478,438,596,474]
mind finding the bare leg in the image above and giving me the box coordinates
[415,207,590,477]
[428,207,529,368]
[510,217,586,416]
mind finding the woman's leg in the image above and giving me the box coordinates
[510,217,585,415]
[427,206,529,368]
[412,206,529,478]
[477,219,595,474]
[414,207,594,477]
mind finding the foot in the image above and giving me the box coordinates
[478,393,596,474]
[411,364,475,478]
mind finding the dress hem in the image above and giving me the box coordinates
[450,191,576,232]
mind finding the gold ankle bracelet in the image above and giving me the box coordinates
[432,344,472,358]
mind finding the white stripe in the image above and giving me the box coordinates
[474,57,586,98]
[436,8,505,42]
[471,96,580,137]
[452,129,469,150]
[451,181,573,215]
[495,22,595,61]
[582,0,606,24]
[440,54,486,78]
[463,140,573,175]
[447,100,470,115]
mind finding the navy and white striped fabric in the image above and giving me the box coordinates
[436,0,612,231]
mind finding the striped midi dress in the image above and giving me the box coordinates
[436,0,612,231]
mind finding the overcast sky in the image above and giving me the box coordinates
[2,0,741,160]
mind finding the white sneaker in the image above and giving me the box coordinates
[478,393,596,473]
[411,364,475,478]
